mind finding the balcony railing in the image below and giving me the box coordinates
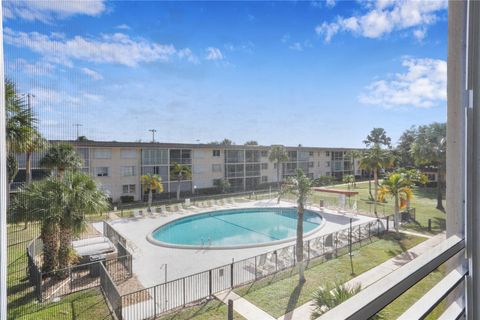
[317,235,466,319]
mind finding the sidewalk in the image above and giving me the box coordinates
[276,232,446,320]
[215,290,276,320]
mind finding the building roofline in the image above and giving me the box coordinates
[49,140,364,151]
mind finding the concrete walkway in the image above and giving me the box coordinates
[215,290,276,320]
[276,232,446,320]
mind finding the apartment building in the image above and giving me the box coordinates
[13,140,363,202]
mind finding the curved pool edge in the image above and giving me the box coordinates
[145,206,326,250]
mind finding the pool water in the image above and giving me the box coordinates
[150,207,323,248]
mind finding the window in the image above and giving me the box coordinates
[225,150,244,163]
[94,149,112,159]
[326,161,330,167]
[142,149,168,165]
[121,166,136,176]
[212,164,222,172]
[326,151,330,157]
[262,176,268,183]
[309,161,314,168]
[274,163,277,169]
[261,150,268,157]
[309,151,314,156]
[308,173,314,179]
[318,161,321,167]
[122,184,136,194]
[213,150,221,157]
[261,163,268,170]
[94,167,109,177]
[121,149,137,159]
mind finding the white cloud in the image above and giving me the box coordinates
[315,0,447,42]
[116,24,131,30]
[289,42,303,51]
[326,0,336,8]
[10,58,55,76]
[178,48,199,64]
[83,93,103,102]
[358,57,446,108]
[4,28,187,67]
[413,27,427,41]
[3,0,106,23]
[205,47,224,61]
[80,67,103,80]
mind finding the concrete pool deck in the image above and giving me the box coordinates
[95,199,376,289]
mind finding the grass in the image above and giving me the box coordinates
[308,181,446,234]
[7,224,113,320]
[233,233,426,318]
[379,266,445,319]
[156,299,245,320]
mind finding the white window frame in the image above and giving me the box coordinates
[121,149,137,159]
[94,167,109,177]
[212,164,222,172]
[121,166,136,177]
[94,148,112,159]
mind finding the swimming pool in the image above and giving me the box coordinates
[147,207,324,249]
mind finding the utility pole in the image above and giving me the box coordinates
[73,124,83,140]
[149,129,157,143]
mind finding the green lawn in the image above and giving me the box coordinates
[7,224,113,320]
[307,181,446,234]
[156,299,245,320]
[233,233,426,318]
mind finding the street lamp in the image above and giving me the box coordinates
[149,129,157,143]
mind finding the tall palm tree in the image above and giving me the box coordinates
[311,282,362,318]
[268,145,288,189]
[359,147,393,216]
[40,143,83,178]
[58,171,109,271]
[24,131,48,184]
[5,79,37,200]
[170,162,192,200]
[342,174,355,190]
[378,173,414,235]
[10,178,64,272]
[141,174,164,212]
[279,169,312,283]
[411,122,446,211]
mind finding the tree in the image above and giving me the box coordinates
[10,178,63,272]
[279,169,312,283]
[170,162,192,200]
[244,140,258,146]
[363,128,392,148]
[24,131,48,184]
[5,79,37,200]
[345,150,360,183]
[57,171,109,271]
[77,136,90,142]
[268,145,288,190]
[140,174,164,212]
[378,173,414,235]
[221,138,234,145]
[214,178,231,193]
[395,126,417,167]
[411,123,446,211]
[342,174,355,190]
[40,143,83,178]
[359,147,394,215]
[311,282,362,318]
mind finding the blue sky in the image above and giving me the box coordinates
[4,0,448,147]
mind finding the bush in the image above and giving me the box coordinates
[120,195,134,203]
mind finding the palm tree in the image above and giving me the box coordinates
[170,162,192,200]
[40,143,83,178]
[57,171,109,271]
[378,173,414,235]
[10,178,63,272]
[411,123,446,211]
[5,79,37,200]
[359,147,393,216]
[269,145,288,189]
[311,282,362,318]
[141,174,164,212]
[24,131,48,184]
[279,169,312,282]
[342,174,355,190]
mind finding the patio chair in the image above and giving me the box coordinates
[160,205,168,215]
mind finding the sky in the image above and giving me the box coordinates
[4,0,448,148]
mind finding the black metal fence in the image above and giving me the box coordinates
[121,218,387,320]
[26,223,133,302]
[100,261,123,320]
